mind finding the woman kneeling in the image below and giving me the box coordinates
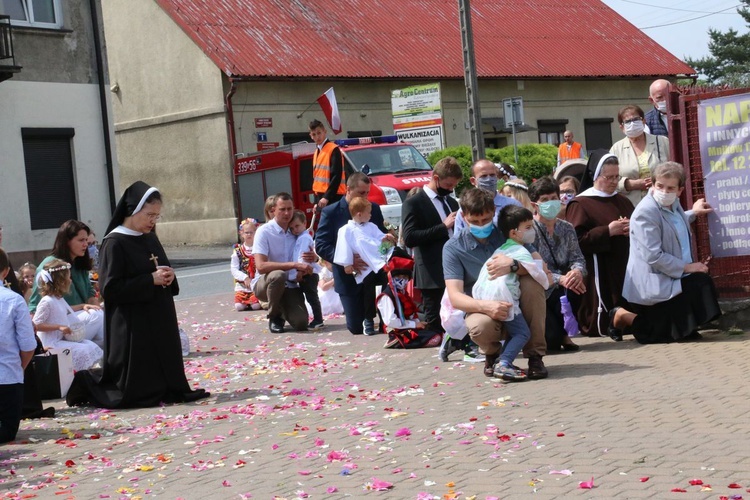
[612,161,721,343]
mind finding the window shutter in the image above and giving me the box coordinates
[22,128,78,230]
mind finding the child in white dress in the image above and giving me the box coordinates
[230,218,261,311]
[32,259,103,372]
[317,259,344,316]
[334,197,396,284]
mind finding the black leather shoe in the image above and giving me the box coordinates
[269,317,285,334]
[608,307,623,341]
[527,355,548,379]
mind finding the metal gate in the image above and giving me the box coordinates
[669,85,750,298]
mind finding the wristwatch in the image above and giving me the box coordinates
[509,259,519,273]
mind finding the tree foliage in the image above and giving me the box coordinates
[685,1,750,86]
[427,143,557,195]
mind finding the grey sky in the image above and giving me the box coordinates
[601,0,747,61]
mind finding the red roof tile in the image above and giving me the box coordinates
[155,0,695,79]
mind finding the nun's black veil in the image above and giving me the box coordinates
[105,181,159,236]
[579,149,615,193]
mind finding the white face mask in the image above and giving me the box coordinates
[624,120,645,138]
[517,227,536,245]
[656,101,667,114]
[652,188,677,207]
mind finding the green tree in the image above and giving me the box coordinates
[427,143,557,195]
[685,1,750,86]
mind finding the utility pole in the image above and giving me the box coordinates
[458,0,484,161]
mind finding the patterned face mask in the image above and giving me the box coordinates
[392,277,409,292]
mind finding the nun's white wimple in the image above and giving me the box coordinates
[593,153,617,181]
[132,187,159,216]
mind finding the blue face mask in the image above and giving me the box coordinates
[537,200,562,220]
[468,221,494,239]
[476,176,498,193]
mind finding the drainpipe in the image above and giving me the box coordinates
[225,78,240,221]
[89,0,116,213]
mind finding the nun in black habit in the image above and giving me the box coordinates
[67,181,209,408]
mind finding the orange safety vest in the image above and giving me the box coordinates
[558,142,583,163]
[312,141,346,196]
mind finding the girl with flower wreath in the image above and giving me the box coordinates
[32,259,103,371]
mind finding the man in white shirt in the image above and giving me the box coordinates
[253,193,314,333]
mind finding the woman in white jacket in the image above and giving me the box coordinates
[610,162,720,343]
[610,105,669,208]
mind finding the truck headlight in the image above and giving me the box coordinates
[380,186,402,205]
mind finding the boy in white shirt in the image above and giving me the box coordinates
[334,197,396,284]
[289,210,324,330]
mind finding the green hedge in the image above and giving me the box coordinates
[427,143,558,194]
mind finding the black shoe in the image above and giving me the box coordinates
[308,319,325,331]
[269,317,285,334]
[561,342,581,352]
[527,355,548,380]
[439,334,459,362]
[608,307,623,341]
[678,331,703,342]
[363,319,376,335]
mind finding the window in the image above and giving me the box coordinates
[22,128,78,230]
[537,119,568,145]
[0,0,62,28]
[538,119,568,145]
[584,118,614,151]
[282,132,311,145]
[347,130,382,139]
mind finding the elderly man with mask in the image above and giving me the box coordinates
[454,159,521,235]
[644,79,670,137]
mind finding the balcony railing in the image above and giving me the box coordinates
[1,14,22,82]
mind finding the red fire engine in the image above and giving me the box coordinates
[234,135,434,226]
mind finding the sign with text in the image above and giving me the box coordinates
[257,141,279,151]
[697,92,750,257]
[391,83,445,155]
[254,117,273,128]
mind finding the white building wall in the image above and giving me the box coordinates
[0,80,114,254]
[102,0,235,245]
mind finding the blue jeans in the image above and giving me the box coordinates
[500,314,531,367]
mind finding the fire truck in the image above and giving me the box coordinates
[233,135,434,226]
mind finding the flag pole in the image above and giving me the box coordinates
[296,101,317,119]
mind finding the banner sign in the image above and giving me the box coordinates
[697,92,750,257]
[391,83,445,155]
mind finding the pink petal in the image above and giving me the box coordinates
[326,486,338,493]
[579,477,595,489]
[370,478,394,491]
[395,427,411,437]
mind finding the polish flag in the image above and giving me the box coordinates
[317,87,342,134]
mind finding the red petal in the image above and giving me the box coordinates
[556,433,565,437]
[688,479,703,486]
[671,488,687,492]
[639,477,649,482]
[729,483,743,489]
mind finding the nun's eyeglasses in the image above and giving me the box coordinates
[145,213,162,222]
[600,175,622,183]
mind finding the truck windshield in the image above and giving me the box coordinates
[343,145,432,176]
